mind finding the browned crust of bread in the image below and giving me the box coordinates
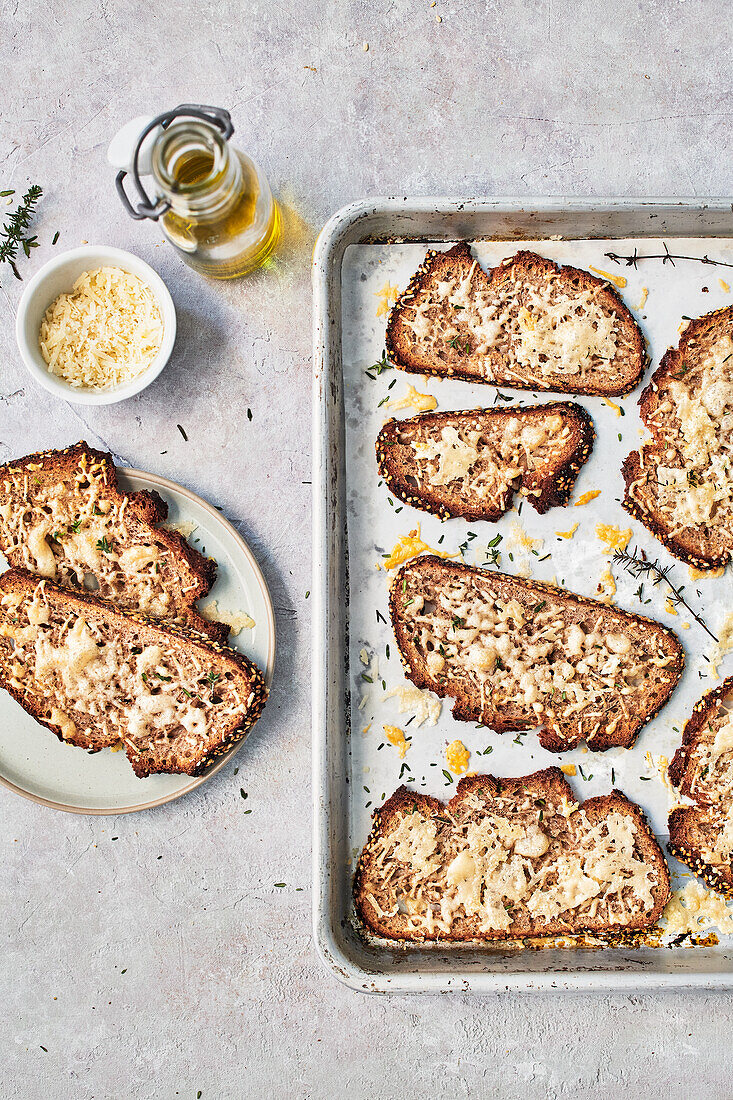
[353,768,670,943]
[385,243,646,396]
[668,676,733,896]
[376,402,595,521]
[0,441,228,642]
[623,306,733,570]
[0,567,267,778]
[388,555,684,753]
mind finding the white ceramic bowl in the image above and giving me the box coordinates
[15,245,176,405]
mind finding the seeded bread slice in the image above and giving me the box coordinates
[0,441,228,642]
[385,244,645,396]
[389,556,683,752]
[0,568,267,778]
[623,306,733,570]
[668,677,733,896]
[376,401,594,521]
[354,768,670,942]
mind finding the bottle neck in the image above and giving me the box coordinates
[152,120,242,220]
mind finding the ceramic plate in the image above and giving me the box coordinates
[0,468,275,815]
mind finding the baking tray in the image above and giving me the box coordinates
[312,198,733,992]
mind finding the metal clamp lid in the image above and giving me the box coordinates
[114,104,234,222]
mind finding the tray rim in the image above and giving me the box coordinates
[0,466,276,816]
[311,196,733,993]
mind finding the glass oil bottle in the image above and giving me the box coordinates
[110,104,280,279]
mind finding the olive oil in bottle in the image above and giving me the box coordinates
[110,105,280,279]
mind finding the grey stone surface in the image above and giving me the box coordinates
[2,1,733,1097]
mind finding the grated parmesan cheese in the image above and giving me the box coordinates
[39,267,164,390]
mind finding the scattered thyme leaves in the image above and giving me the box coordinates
[365,349,392,379]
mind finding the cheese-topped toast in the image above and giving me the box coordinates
[386,244,645,396]
[376,402,594,521]
[354,769,670,942]
[0,569,267,778]
[623,305,733,570]
[668,677,733,897]
[389,556,683,752]
[0,441,226,641]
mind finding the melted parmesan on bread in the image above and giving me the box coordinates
[0,570,267,778]
[376,402,594,521]
[669,677,733,896]
[386,245,644,396]
[389,556,683,752]
[624,306,733,570]
[354,769,669,941]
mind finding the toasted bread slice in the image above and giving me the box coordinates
[0,442,228,642]
[376,401,594,521]
[385,244,645,396]
[0,568,267,778]
[668,677,733,896]
[354,768,670,942]
[389,556,683,752]
[623,306,733,570]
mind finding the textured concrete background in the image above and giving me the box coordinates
[2,1,733,1097]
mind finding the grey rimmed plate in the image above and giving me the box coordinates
[0,468,275,815]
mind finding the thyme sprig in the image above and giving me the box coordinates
[0,184,42,279]
[612,546,718,642]
[605,243,733,271]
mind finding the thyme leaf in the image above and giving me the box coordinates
[612,545,718,642]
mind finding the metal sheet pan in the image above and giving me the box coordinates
[312,198,733,992]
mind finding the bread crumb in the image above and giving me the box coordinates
[363,41,369,51]
[597,566,616,605]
